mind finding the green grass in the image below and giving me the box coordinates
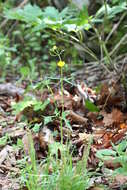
[20,133,91,190]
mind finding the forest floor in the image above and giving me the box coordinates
[0,67,127,190]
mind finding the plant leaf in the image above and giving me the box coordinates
[96,149,117,160]
[85,100,99,112]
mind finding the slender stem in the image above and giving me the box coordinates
[60,67,64,144]
[104,0,108,18]
[105,12,127,44]
[51,49,65,144]
[52,30,98,61]
[89,19,112,64]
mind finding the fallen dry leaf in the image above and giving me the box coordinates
[22,127,54,156]
[38,126,54,149]
[120,123,127,129]
[90,187,105,190]
[3,126,26,138]
[67,110,88,124]
[79,132,92,143]
[103,109,124,127]
[50,90,74,109]
[104,157,121,169]
[0,175,20,190]
[109,174,127,189]
[0,145,13,165]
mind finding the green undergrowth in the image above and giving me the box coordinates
[20,133,92,190]
[0,1,127,80]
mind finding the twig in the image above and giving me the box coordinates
[99,60,111,74]
[110,33,127,56]
[6,21,18,37]
[105,12,127,43]
[114,56,127,73]
[17,0,29,8]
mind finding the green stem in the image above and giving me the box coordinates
[104,0,108,18]
[89,19,112,64]
[60,67,64,144]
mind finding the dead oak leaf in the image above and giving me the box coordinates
[103,109,124,127]
[120,123,127,129]
[50,90,74,109]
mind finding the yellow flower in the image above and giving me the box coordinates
[57,60,65,68]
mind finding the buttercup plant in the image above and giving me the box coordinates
[51,46,65,144]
